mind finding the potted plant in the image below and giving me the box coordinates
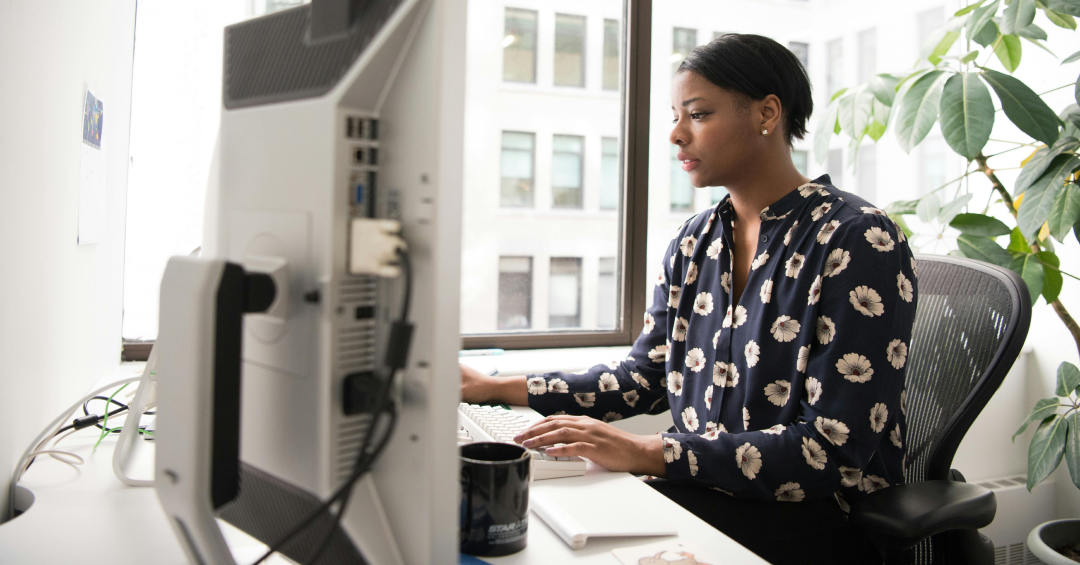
[814,0,1080,561]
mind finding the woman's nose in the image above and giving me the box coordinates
[670,119,687,146]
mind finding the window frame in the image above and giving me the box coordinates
[462,0,651,350]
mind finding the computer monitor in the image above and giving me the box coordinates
[154,0,464,563]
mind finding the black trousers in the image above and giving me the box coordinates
[646,480,882,565]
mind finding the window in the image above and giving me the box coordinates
[600,137,619,210]
[826,38,843,99]
[597,257,616,329]
[671,144,694,212]
[501,131,535,207]
[498,257,533,330]
[672,27,697,75]
[918,137,948,196]
[603,19,620,91]
[504,8,538,83]
[827,148,843,184]
[554,14,586,87]
[857,28,876,83]
[792,149,809,176]
[552,134,584,208]
[857,145,877,205]
[789,41,809,73]
[549,258,582,328]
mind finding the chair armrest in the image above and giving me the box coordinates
[848,480,996,549]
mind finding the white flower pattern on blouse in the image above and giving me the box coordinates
[524,175,913,509]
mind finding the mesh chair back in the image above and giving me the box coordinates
[902,255,1030,564]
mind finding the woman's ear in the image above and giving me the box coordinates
[759,94,783,137]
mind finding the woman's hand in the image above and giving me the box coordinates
[513,415,667,477]
[460,364,528,406]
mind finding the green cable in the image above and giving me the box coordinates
[93,383,129,451]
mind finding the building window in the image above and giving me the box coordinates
[671,144,694,212]
[603,19,620,91]
[918,137,948,196]
[498,257,533,330]
[792,149,809,176]
[549,257,582,328]
[554,14,586,87]
[597,257,616,329]
[827,148,843,184]
[857,28,876,84]
[504,8,538,83]
[672,27,697,75]
[826,38,843,99]
[500,131,535,207]
[600,137,619,210]
[857,145,877,205]
[710,186,728,205]
[552,134,584,208]
[789,41,809,73]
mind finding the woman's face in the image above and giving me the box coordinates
[670,70,760,189]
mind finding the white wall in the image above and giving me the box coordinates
[0,0,135,520]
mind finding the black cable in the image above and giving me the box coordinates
[253,247,413,565]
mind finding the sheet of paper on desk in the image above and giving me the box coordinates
[78,87,105,245]
[612,540,717,565]
[530,489,677,550]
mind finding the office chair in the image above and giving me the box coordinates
[848,254,1032,565]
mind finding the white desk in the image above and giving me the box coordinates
[0,373,767,564]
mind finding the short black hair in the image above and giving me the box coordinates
[678,34,813,146]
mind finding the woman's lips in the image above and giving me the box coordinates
[681,159,700,171]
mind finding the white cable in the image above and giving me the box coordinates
[112,346,158,487]
[9,375,144,517]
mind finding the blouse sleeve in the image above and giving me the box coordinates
[659,213,916,501]
[525,222,696,420]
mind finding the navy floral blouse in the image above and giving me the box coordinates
[527,175,917,508]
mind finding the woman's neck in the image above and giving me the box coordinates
[725,158,810,224]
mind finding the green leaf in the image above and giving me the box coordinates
[1017,22,1049,39]
[853,87,876,139]
[838,91,856,134]
[1066,410,1080,489]
[893,215,914,240]
[1019,154,1080,239]
[951,212,1013,236]
[1049,183,1080,241]
[940,73,996,160]
[994,34,1023,72]
[1010,252,1045,302]
[885,199,920,215]
[974,20,1001,46]
[1039,250,1063,302]
[895,70,949,153]
[1046,9,1078,29]
[957,234,1015,265]
[868,74,900,106]
[1016,398,1066,439]
[814,100,840,166]
[1046,0,1080,16]
[830,87,850,103]
[1028,414,1068,490]
[1002,0,1037,34]
[930,30,962,65]
[917,192,942,223]
[957,0,989,15]
[961,49,981,63]
[968,0,1003,37]
[939,193,975,224]
[1022,35,1057,57]
[982,69,1062,145]
[1057,362,1080,396]
[1064,49,1080,63]
[1009,226,1031,252]
[1016,137,1080,195]
[867,119,888,142]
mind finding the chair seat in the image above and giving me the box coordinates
[848,480,996,549]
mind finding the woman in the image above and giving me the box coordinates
[461,33,915,564]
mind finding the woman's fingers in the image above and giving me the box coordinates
[543,442,595,458]
[519,425,594,449]
[515,416,589,443]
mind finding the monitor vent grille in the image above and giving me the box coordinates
[336,414,374,483]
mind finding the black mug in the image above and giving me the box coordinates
[459,442,531,556]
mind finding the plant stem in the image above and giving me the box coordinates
[988,138,1038,146]
[975,151,1080,359]
[1038,82,1078,96]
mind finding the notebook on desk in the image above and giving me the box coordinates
[530,487,678,550]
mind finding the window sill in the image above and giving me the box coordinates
[459,344,632,377]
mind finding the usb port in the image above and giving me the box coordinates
[369,119,379,140]
[346,117,354,139]
[350,171,365,207]
[353,147,367,165]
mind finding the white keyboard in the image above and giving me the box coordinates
[457,403,587,480]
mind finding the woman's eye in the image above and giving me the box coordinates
[690,112,706,120]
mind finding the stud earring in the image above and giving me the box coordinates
[762,129,768,135]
